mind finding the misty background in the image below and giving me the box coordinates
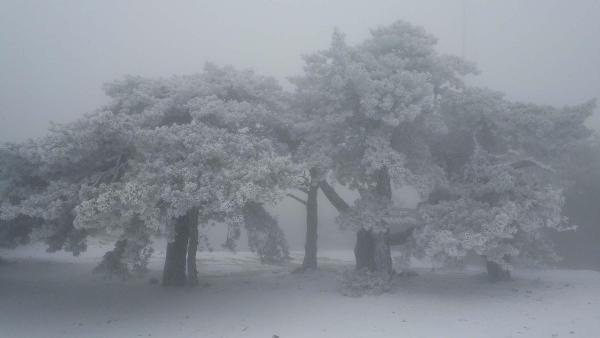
[1,0,599,250]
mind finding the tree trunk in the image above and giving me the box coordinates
[302,168,319,270]
[371,167,393,274]
[485,257,511,283]
[375,167,392,200]
[373,230,393,274]
[354,229,375,270]
[186,208,199,286]
[162,214,190,287]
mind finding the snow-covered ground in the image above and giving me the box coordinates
[1,243,599,338]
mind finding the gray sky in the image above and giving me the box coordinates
[1,0,599,143]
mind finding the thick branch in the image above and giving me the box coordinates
[318,180,350,212]
[387,227,415,246]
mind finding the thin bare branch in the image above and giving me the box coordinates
[287,193,307,206]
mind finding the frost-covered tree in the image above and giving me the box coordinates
[79,65,297,286]
[1,64,297,286]
[291,21,475,274]
[416,88,595,281]
[0,111,136,256]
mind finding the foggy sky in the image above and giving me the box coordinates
[1,0,599,143]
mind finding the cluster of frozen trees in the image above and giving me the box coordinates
[1,21,596,287]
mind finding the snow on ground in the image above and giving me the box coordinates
[1,243,600,338]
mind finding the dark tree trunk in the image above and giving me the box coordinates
[373,230,393,274]
[371,167,393,274]
[375,167,392,200]
[302,168,319,270]
[354,230,393,274]
[485,257,511,283]
[162,214,190,287]
[186,208,199,286]
[354,229,375,270]
[355,230,393,273]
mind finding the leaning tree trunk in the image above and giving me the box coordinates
[162,214,190,287]
[302,168,319,270]
[485,256,511,283]
[319,180,350,213]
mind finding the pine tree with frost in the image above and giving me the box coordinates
[290,21,476,275]
[1,64,297,286]
[415,88,595,281]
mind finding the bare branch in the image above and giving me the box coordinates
[510,158,554,172]
[93,171,106,187]
[296,186,309,194]
[110,153,125,183]
[287,193,307,206]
